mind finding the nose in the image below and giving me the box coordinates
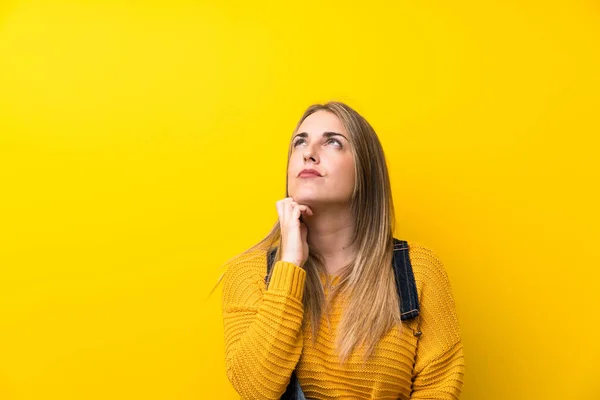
[303,143,319,163]
[303,151,316,162]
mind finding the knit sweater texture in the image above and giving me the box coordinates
[221,241,465,399]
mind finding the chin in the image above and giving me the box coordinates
[289,192,320,205]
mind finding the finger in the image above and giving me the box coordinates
[292,203,302,221]
[296,204,313,217]
[298,205,308,216]
[278,200,289,223]
[284,199,295,222]
[294,203,310,220]
[276,200,284,220]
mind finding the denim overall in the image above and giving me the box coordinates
[265,238,421,400]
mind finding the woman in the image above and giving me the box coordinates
[218,101,465,399]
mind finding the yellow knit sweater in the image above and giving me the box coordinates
[221,242,465,399]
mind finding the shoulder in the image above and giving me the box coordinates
[406,241,455,295]
[404,242,463,369]
[405,241,461,339]
[221,248,269,305]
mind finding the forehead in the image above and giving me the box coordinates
[296,110,347,135]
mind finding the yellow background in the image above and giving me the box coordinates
[1,1,599,399]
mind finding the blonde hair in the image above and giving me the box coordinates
[211,101,401,365]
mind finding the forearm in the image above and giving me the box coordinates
[223,261,306,399]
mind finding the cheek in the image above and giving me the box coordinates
[331,159,355,188]
[287,156,298,175]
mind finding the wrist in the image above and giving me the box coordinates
[281,257,304,269]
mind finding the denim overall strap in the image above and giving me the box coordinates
[392,238,420,321]
[265,238,420,400]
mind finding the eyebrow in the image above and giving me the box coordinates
[292,131,348,141]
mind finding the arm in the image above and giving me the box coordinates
[221,255,306,400]
[410,341,465,399]
[410,247,466,399]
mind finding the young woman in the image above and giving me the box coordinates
[218,101,465,399]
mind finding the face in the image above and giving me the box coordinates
[287,110,356,207]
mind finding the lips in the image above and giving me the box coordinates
[298,169,322,177]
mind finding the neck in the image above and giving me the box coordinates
[302,203,357,276]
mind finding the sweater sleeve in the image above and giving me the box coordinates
[409,246,466,399]
[221,254,307,400]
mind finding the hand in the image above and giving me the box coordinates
[276,197,313,268]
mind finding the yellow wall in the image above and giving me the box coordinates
[1,1,598,399]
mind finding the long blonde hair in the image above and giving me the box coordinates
[211,101,401,365]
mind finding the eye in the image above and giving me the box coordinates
[327,138,342,147]
[292,137,343,148]
[292,138,305,147]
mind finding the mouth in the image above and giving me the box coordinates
[298,169,323,178]
[298,171,322,178]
